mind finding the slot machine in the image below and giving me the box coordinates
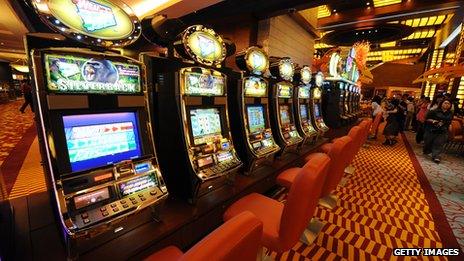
[141,25,242,203]
[293,66,318,145]
[268,58,304,155]
[229,46,280,174]
[339,82,349,123]
[311,72,329,133]
[27,0,168,257]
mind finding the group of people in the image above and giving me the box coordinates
[371,93,459,163]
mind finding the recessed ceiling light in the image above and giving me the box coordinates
[333,9,337,12]
[367,2,370,5]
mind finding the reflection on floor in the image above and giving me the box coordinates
[404,131,464,252]
[271,133,456,260]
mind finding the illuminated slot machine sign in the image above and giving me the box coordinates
[311,72,329,132]
[234,46,279,172]
[269,58,303,152]
[157,24,242,199]
[294,66,317,142]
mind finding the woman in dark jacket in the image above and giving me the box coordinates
[423,99,453,163]
[383,99,400,146]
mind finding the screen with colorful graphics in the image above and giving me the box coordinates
[63,112,142,172]
[246,49,268,74]
[189,108,223,145]
[280,105,291,125]
[45,53,141,94]
[247,105,265,133]
[45,0,134,40]
[298,86,310,98]
[244,77,267,97]
[300,104,308,120]
[184,71,225,96]
[277,83,292,98]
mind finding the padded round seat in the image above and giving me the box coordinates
[145,211,263,261]
[224,153,331,253]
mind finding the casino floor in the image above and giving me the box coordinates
[1,1,464,261]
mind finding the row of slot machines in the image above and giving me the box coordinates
[25,2,330,256]
[322,78,361,128]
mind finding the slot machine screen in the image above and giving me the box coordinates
[63,112,142,172]
[298,86,310,98]
[314,104,321,118]
[277,83,292,98]
[246,105,265,133]
[184,71,225,96]
[300,104,308,120]
[244,77,267,97]
[279,105,291,125]
[189,108,223,145]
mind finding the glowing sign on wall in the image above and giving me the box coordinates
[31,0,140,47]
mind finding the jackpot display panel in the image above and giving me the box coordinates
[269,58,303,154]
[293,66,318,145]
[141,25,241,202]
[30,49,168,256]
[229,47,280,174]
[310,72,329,133]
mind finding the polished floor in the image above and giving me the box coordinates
[0,100,462,259]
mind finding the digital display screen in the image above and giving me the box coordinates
[280,105,291,125]
[45,54,141,94]
[278,83,292,98]
[74,187,110,210]
[118,174,157,196]
[135,162,151,174]
[262,139,273,147]
[190,108,223,145]
[244,77,267,97]
[247,106,265,133]
[298,86,310,98]
[314,104,321,118]
[63,112,142,172]
[217,151,233,162]
[300,104,308,120]
[252,142,261,149]
[184,71,224,96]
[198,156,214,168]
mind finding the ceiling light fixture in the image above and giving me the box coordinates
[439,23,462,48]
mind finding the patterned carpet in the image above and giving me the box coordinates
[404,131,464,252]
[270,133,460,260]
[0,100,37,201]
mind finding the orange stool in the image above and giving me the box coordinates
[224,153,330,253]
[145,211,263,261]
[278,136,352,210]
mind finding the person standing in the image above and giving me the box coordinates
[19,80,34,113]
[397,94,408,133]
[423,99,453,163]
[371,95,383,119]
[383,99,400,146]
[405,96,415,131]
[415,97,430,144]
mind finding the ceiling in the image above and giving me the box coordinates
[309,0,463,65]
[0,0,220,63]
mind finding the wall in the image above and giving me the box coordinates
[0,61,13,81]
[257,15,315,67]
[367,61,426,89]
